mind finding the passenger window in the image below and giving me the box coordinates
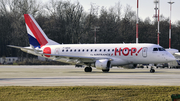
[108,49,110,52]
[91,49,93,52]
[99,49,102,52]
[70,49,72,52]
[112,49,114,51]
[95,49,97,52]
[153,48,158,51]
[78,49,80,52]
[66,50,68,52]
[74,49,76,52]
[104,49,106,52]
[86,49,88,52]
[82,49,84,52]
[62,50,64,52]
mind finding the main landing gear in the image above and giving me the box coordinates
[102,69,110,72]
[84,67,110,72]
[150,67,155,73]
[84,67,92,72]
[84,66,155,73]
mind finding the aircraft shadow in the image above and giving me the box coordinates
[67,71,166,74]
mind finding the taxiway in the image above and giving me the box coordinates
[0,65,180,86]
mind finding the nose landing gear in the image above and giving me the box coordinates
[150,66,155,73]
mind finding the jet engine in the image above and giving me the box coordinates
[95,59,111,70]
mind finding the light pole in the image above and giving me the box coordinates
[157,0,160,45]
[168,0,174,49]
[92,26,100,44]
[154,0,160,45]
[136,0,139,44]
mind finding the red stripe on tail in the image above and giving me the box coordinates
[24,14,48,46]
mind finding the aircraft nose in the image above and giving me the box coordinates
[168,56,176,61]
[167,53,176,61]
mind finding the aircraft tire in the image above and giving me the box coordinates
[150,69,155,73]
[84,67,92,72]
[102,69,110,72]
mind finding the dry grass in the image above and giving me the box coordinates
[0,86,180,101]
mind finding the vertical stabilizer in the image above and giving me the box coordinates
[24,14,59,48]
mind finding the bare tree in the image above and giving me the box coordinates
[45,0,84,44]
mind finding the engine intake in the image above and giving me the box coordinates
[95,59,111,70]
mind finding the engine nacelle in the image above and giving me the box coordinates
[95,59,111,70]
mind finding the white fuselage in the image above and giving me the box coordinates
[34,43,175,66]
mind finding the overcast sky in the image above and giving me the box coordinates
[42,0,179,23]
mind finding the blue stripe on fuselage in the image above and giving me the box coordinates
[28,34,40,48]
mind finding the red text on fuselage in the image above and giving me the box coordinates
[114,47,142,56]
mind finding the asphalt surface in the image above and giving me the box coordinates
[0,65,180,86]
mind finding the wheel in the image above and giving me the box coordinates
[102,69,110,72]
[150,69,155,73]
[141,66,144,68]
[84,67,92,72]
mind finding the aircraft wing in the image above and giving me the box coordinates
[166,49,180,57]
[174,52,180,56]
[44,53,113,63]
[173,52,180,60]
[8,45,112,64]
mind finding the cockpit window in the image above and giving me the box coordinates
[153,48,158,51]
[158,48,165,51]
[153,47,166,51]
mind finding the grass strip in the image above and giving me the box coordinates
[0,86,180,101]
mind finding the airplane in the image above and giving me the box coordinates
[8,14,176,73]
[166,48,180,56]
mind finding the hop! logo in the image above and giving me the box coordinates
[112,47,143,56]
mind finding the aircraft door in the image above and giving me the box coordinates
[142,47,148,58]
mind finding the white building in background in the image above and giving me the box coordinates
[0,57,18,64]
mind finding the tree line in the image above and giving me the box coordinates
[0,0,180,57]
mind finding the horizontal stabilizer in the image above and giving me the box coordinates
[7,45,42,53]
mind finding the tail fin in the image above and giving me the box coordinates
[24,14,59,48]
